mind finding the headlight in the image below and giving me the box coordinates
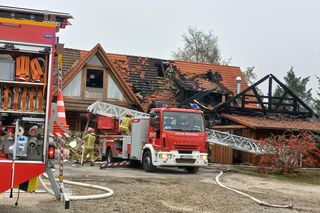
[200,155,208,161]
[159,153,171,159]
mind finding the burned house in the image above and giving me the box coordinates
[208,74,320,164]
[54,44,320,165]
[55,44,248,131]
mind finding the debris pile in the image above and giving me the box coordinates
[55,132,101,164]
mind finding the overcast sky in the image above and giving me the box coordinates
[3,0,320,97]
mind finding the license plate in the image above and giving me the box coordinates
[180,155,193,159]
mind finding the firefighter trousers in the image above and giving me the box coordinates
[83,147,95,163]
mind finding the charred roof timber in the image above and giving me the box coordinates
[206,70,222,83]
[211,74,318,118]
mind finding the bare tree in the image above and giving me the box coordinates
[243,66,256,85]
[172,27,226,64]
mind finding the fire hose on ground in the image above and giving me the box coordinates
[39,172,114,201]
[215,170,293,209]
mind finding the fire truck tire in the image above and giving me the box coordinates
[106,148,113,163]
[185,166,199,173]
[142,151,156,172]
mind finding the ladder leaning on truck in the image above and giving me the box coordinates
[86,101,263,173]
[87,101,209,173]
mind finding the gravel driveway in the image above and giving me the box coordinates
[1,163,320,213]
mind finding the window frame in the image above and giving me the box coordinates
[82,65,107,100]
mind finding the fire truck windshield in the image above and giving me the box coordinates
[163,111,205,132]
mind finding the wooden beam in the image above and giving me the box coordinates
[245,94,294,101]
[271,74,316,117]
[274,90,288,111]
[268,77,272,110]
[293,99,298,112]
[212,74,270,112]
[251,87,266,111]
[241,94,245,108]
[179,90,211,107]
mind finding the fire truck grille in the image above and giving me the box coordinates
[174,144,198,150]
[176,159,196,164]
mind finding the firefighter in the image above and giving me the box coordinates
[120,112,132,135]
[83,127,96,166]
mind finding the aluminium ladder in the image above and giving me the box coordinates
[206,129,263,154]
[87,101,263,154]
[87,101,149,119]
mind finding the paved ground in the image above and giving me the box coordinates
[1,162,320,213]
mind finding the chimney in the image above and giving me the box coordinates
[236,76,242,94]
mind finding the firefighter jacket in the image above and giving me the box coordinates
[84,133,96,150]
[120,117,132,129]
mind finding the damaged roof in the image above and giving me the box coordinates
[221,113,320,132]
[107,53,179,112]
[59,45,248,112]
[173,61,246,94]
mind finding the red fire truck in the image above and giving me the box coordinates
[88,101,208,173]
[0,6,71,194]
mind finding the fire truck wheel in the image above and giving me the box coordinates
[142,151,155,172]
[106,149,113,163]
[185,167,199,173]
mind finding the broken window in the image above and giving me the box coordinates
[63,71,82,97]
[85,69,103,99]
[154,63,164,77]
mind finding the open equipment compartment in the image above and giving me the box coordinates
[0,41,51,162]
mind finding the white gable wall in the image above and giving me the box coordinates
[63,71,82,97]
[107,75,125,101]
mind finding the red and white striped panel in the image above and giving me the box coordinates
[50,132,70,138]
[57,100,66,118]
[99,161,130,168]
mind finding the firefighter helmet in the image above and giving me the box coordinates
[88,127,95,134]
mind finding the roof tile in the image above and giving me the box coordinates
[60,46,250,112]
[221,113,320,132]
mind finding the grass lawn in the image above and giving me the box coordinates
[232,166,320,185]
[272,170,320,185]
